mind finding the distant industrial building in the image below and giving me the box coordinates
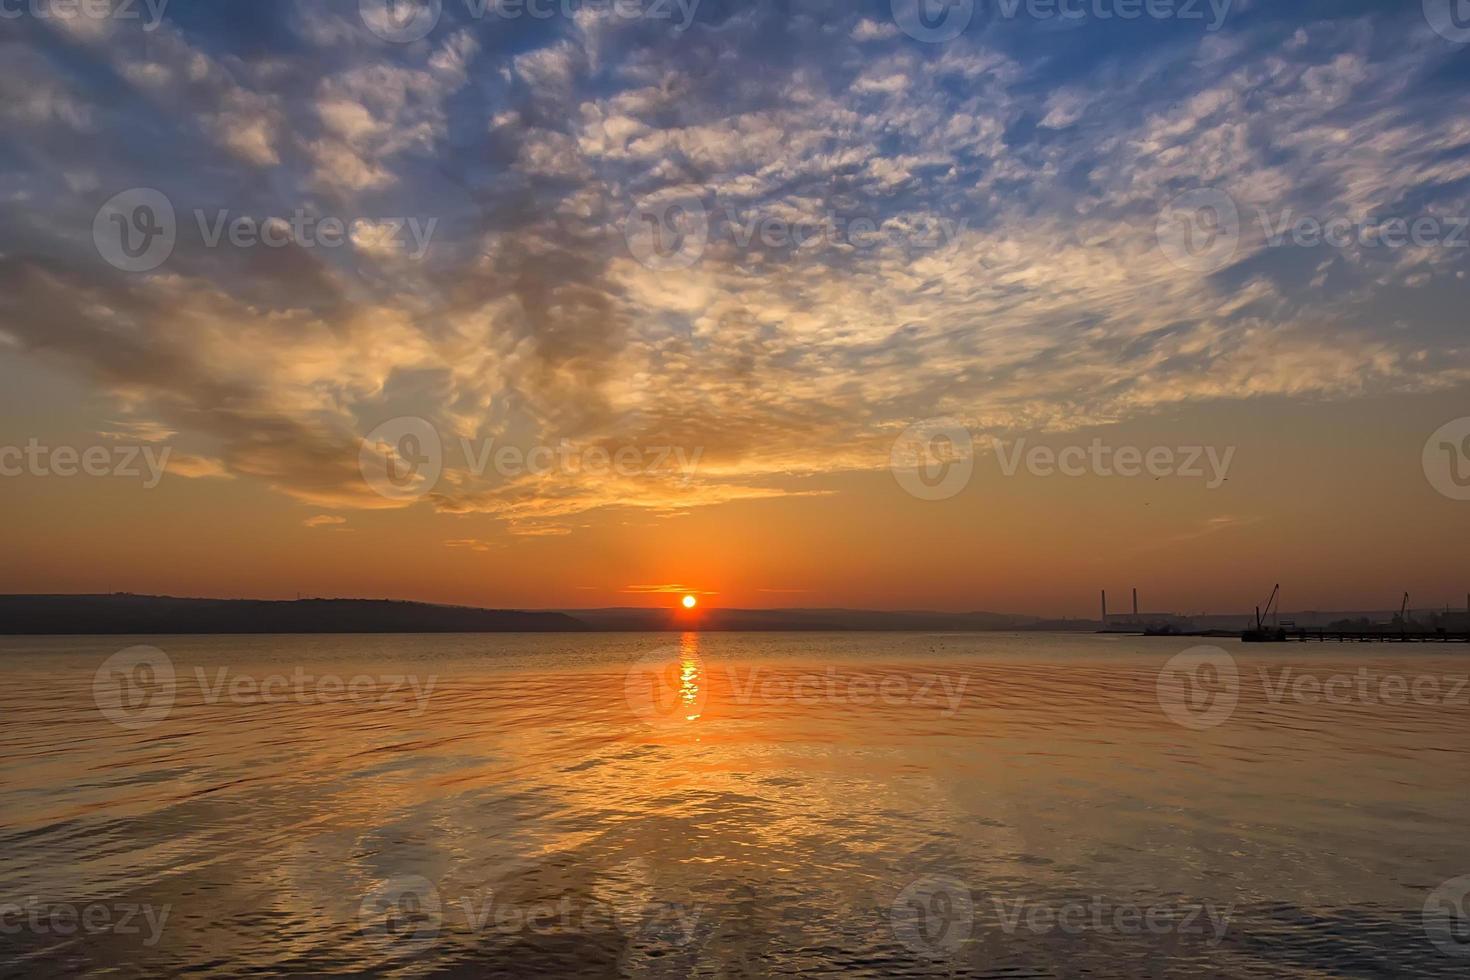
[1100,588,1197,632]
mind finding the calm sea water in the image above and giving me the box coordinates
[1,631,1467,977]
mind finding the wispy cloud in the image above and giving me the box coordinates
[1,4,1467,535]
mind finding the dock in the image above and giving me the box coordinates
[1243,628,1470,643]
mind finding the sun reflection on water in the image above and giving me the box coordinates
[678,632,702,722]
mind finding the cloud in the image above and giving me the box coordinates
[851,19,899,41]
[445,538,497,551]
[0,5,1468,536]
[622,585,716,595]
[167,454,234,480]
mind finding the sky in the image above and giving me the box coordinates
[2,0,1469,615]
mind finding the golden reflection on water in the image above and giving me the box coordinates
[2,634,1470,977]
[678,632,702,723]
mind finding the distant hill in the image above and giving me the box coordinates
[561,607,1044,632]
[10,595,1446,636]
[0,596,1047,635]
[0,595,588,635]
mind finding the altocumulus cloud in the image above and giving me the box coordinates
[1,1,1469,526]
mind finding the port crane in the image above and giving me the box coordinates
[1257,583,1280,630]
[1243,584,1284,642]
[1240,584,1470,643]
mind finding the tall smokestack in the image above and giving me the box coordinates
[1101,590,1107,625]
[1133,588,1138,616]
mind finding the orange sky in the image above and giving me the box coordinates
[5,359,1467,616]
[5,4,1470,617]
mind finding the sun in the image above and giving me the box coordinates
[682,595,698,609]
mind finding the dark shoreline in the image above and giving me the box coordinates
[0,594,587,635]
[1,594,1061,635]
[7,595,1464,637]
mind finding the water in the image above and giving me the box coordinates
[1,631,1467,977]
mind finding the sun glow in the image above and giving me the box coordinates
[682,595,697,609]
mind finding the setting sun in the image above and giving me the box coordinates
[682,595,697,609]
